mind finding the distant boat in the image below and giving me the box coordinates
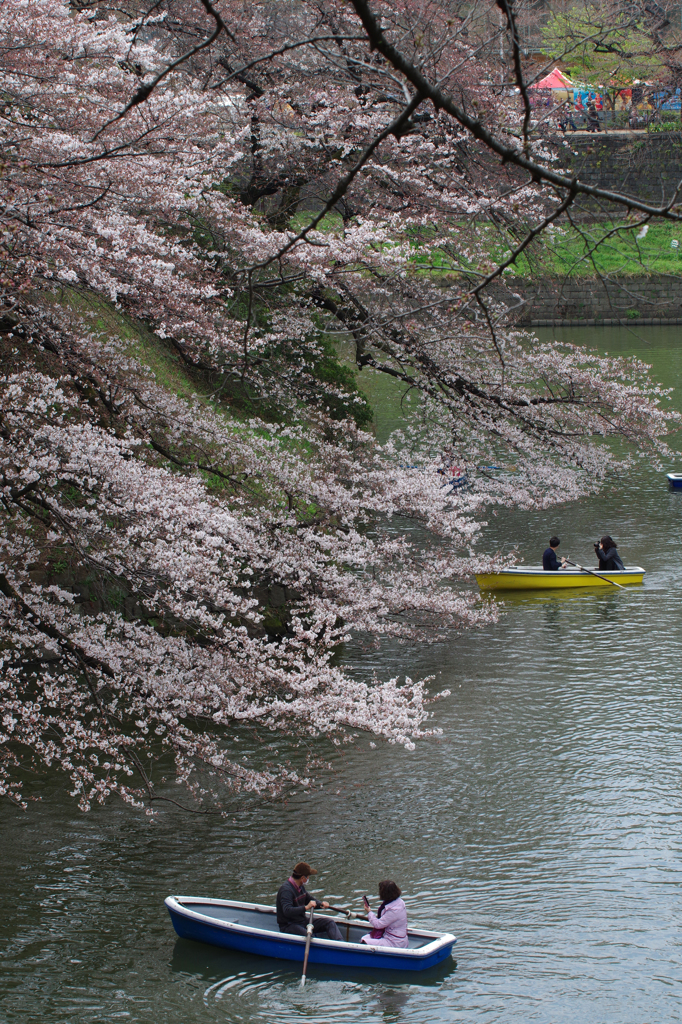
[165,896,455,972]
[667,473,682,490]
[476,566,646,590]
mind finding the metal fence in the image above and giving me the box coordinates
[543,109,682,133]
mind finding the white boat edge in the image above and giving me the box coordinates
[165,896,456,958]
[482,566,645,575]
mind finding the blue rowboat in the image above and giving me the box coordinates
[165,896,456,973]
[440,474,468,493]
[667,473,682,489]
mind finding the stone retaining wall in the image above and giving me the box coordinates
[499,273,682,325]
[563,132,682,205]
[494,136,682,323]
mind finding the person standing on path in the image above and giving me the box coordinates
[587,101,601,131]
[276,861,343,941]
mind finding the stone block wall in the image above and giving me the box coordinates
[495,273,682,325]
[562,132,682,206]
[479,135,682,324]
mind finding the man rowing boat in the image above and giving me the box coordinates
[542,535,568,571]
[276,861,343,941]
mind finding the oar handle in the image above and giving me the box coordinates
[327,904,369,921]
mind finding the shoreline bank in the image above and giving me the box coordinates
[496,272,682,326]
[529,315,682,326]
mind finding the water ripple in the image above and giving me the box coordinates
[3,329,682,1022]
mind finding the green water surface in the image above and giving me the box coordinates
[2,326,682,1024]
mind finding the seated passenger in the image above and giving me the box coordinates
[360,880,409,948]
[542,535,567,571]
[594,536,625,572]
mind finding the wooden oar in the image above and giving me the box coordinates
[300,905,315,987]
[564,559,626,590]
[327,904,369,921]
[326,903,369,944]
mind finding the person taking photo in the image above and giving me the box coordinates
[594,536,624,572]
[360,881,409,949]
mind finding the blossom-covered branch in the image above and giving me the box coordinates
[0,0,677,812]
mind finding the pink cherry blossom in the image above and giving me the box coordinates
[0,0,676,811]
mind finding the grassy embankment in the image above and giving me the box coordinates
[294,212,682,278]
[411,221,682,279]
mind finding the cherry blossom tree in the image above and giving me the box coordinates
[0,0,677,812]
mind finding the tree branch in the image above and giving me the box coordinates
[348,0,682,219]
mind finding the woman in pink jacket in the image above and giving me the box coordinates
[360,880,409,948]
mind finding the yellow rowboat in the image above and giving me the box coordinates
[476,566,646,591]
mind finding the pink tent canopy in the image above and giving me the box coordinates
[530,68,572,90]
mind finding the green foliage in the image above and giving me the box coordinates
[404,215,682,281]
[44,286,208,402]
[210,328,373,428]
[649,120,681,133]
[457,220,682,279]
[539,222,682,277]
[542,4,664,90]
[289,211,345,233]
[307,335,374,428]
[55,283,372,429]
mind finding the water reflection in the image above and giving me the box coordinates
[494,585,637,610]
[370,986,411,1021]
[172,938,456,995]
[170,937,454,1024]
[2,326,682,1024]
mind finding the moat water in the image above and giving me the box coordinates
[2,326,682,1024]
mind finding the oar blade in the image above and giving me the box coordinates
[300,908,314,987]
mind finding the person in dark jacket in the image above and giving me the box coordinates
[586,102,601,132]
[543,536,567,571]
[276,861,343,940]
[595,536,625,571]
